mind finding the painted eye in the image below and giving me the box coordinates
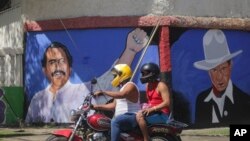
[48,60,56,65]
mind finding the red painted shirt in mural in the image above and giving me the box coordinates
[146,81,170,114]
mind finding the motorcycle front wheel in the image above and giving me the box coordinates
[46,135,68,141]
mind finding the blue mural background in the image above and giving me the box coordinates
[171,29,250,123]
[25,28,159,103]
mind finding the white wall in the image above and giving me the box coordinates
[22,0,154,20]
[23,0,250,21]
[0,2,23,87]
[169,0,250,18]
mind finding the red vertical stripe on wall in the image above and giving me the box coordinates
[159,26,171,72]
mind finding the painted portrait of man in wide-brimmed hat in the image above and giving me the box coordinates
[194,29,250,127]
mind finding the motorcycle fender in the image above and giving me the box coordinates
[52,129,72,137]
[52,129,82,141]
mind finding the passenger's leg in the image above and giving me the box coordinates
[136,111,150,141]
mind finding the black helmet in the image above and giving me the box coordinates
[140,63,160,84]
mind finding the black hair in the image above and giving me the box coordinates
[41,42,73,67]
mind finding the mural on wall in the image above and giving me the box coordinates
[25,27,160,123]
[171,29,250,127]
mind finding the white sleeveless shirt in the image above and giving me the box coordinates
[114,82,141,117]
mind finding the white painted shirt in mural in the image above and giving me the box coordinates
[25,70,117,123]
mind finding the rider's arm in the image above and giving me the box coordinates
[101,83,136,100]
[153,82,170,111]
[93,100,116,111]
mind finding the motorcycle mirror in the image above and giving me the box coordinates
[70,109,77,116]
[91,78,97,84]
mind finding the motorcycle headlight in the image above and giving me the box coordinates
[70,109,77,116]
[70,109,80,122]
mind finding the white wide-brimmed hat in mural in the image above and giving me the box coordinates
[193,29,243,71]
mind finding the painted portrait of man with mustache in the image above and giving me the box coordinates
[25,28,151,123]
[42,43,72,97]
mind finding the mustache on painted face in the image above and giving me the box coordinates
[51,70,66,77]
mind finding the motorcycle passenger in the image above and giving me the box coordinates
[136,62,171,141]
[92,64,141,141]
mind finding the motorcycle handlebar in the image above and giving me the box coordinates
[71,78,101,116]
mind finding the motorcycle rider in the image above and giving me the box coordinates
[92,64,141,141]
[136,62,171,141]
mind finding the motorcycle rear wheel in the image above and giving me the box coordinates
[46,135,68,141]
[151,135,181,141]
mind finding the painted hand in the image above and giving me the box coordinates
[126,28,149,53]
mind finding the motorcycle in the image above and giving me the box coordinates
[46,79,188,141]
